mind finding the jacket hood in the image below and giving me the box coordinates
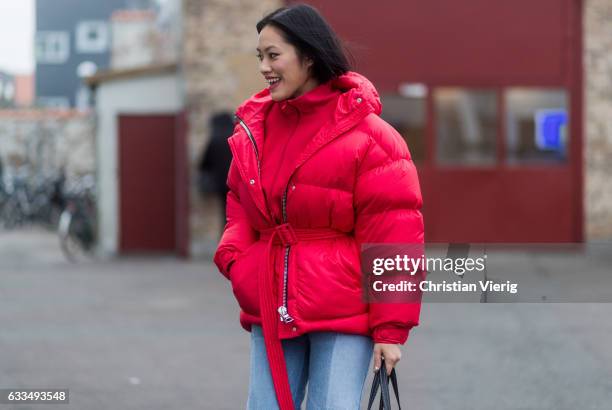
[234,71,382,123]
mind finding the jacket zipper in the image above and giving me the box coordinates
[278,184,294,323]
[235,115,260,176]
[235,114,294,324]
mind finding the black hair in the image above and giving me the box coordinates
[256,4,353,84]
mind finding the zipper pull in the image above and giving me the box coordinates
[277,306,294,323]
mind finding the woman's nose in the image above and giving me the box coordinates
[259,59,271,74]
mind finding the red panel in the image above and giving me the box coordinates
[297,0,567,91]
[119,115,176,253]
[419,167,575,242]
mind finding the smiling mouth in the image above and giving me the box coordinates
[266,77,281,89]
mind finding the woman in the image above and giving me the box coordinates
[214,4,424,409]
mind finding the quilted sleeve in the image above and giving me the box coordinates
[213,160,258,280]
[354,120,425,345]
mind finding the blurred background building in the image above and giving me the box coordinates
[1,0,611,259]
[34,0,160,110]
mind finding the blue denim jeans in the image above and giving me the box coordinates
[247,325,374,410]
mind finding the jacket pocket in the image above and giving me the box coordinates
[296,237,365,321]
[229,241,261,317]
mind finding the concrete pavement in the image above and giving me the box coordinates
[1,228,611,409]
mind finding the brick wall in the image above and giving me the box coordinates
[584,0,612,240]
[0,110,95,180]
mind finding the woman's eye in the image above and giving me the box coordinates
[256,53,278,61]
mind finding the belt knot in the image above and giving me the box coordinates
[273,223,298,246]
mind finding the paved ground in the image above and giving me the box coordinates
[1,228,612,409]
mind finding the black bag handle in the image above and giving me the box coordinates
[367,358,402,410]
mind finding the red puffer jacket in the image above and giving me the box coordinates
[214,71,424,410]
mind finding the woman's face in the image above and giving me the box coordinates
[257,25,318,101]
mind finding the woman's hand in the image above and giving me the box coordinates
[373,343,402,375]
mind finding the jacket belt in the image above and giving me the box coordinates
[257,223,345,410]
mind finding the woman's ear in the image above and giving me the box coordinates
[304,56,314,69]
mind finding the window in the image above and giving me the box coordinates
[35,31,70,64]
[505,88,568,164]
[76,21,109,53]
[435,88,497,166]
[380,84,427,163]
